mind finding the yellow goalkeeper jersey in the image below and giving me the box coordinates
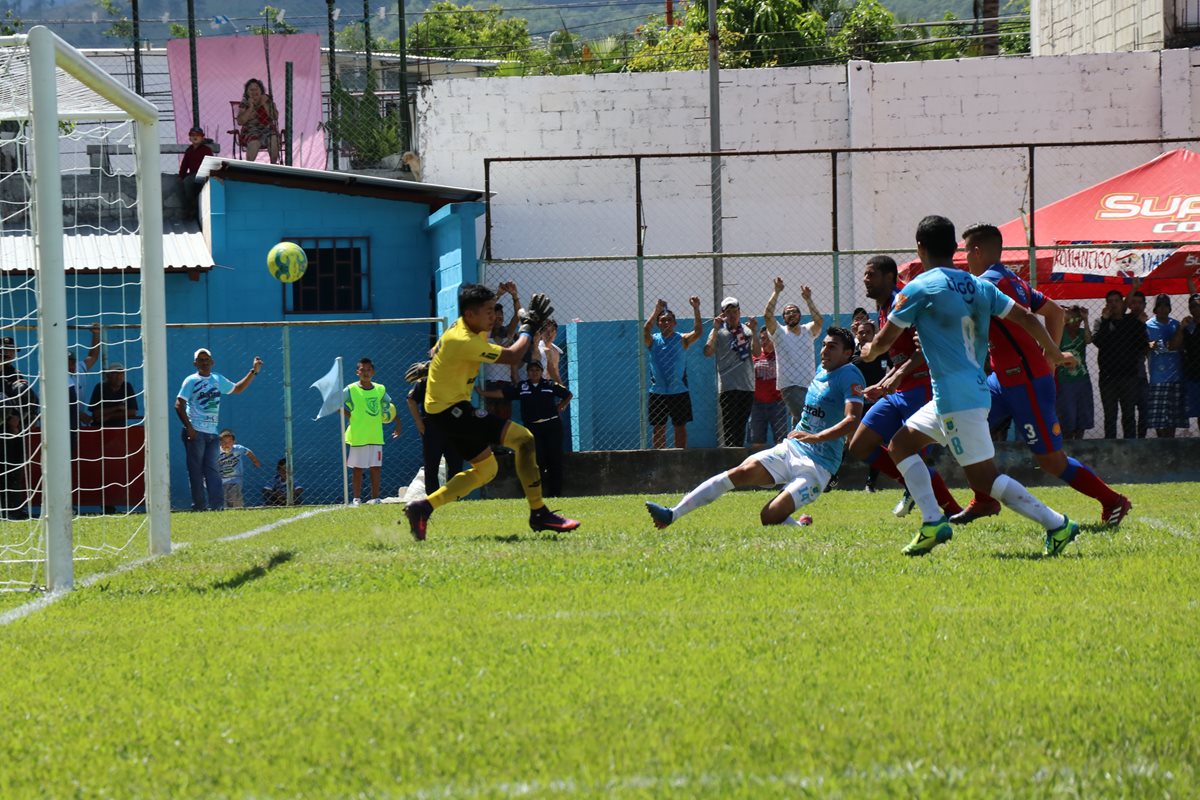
[424,317,504,414]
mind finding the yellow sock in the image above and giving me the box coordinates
[427,454,498,510]
[501,423,544,509]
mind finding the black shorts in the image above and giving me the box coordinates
[426,401,509,462]
[648,392,693,426]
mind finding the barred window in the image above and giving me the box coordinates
[284,238,371,314]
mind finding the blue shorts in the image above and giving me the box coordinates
[862,383,932,442]
[987,372,1063,455]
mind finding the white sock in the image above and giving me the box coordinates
[673,473,735,520]
[990,474,1066,530]
[779,515,802,527]
[897,454,942,523]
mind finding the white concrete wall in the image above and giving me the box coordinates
[417,50,1199,321]
[1035,0,1165,55]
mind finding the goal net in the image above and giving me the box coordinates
[0,28,169,592]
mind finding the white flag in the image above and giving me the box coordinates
[311,357,344,420]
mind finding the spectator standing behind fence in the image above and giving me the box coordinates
[1145,293,1186,438]
[263,458,304,506]
[851,319,889,491]
[1093,290,1147,439]
[481,360,572,497]
[763,278,824,427]
[88,363,139,427]
[68,324,101,433]
[1056,305,1094,440]
[218,428,260,509]
[483,283,520,421]
[643,296,702,449]
[406,361,463,497]
[237,78,280,164]
[343,357,400,506]
[177,126,212,222]
[535,319,562,383]
[747,327,788,449]
[1,336,36,521]
[1182,283,1200,434]
[1126,285,1151,436]
[175,348,263,511]
[705,297,760,447]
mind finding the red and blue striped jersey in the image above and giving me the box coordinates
[980,263,1052,387]
[879,288,931,393]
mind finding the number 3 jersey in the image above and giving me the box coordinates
[887,267,1014,414]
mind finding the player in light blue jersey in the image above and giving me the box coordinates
[860,215,1081,557]
[646,328,864,529]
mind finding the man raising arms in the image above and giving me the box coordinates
[403,284,580,540]
[643,296,703,449]
[763,277,824,426]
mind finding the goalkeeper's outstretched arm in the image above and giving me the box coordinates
[494,292,554,365]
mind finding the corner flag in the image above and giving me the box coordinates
[311,357,343,419]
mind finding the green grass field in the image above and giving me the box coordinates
[1,484,1197,798]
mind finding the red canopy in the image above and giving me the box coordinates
[900,148,1200,299]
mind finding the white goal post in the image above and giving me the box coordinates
[1,27,170,590]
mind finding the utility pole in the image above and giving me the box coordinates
[706,0,723,313]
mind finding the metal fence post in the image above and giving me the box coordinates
[282,325,295,505]
[635,157,648,449]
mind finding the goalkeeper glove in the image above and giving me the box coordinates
[517,293,554,337]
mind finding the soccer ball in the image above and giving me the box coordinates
[381,403,398,424]
[267,241,308,283]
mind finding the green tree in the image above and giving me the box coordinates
[832,0,911,61]
[168,22,191,39]
[407,2,531,61]
[95,0,132,41]
[249,6,300,35]
[1,9,21,36]
[627,15,751,72]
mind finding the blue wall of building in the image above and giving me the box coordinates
[158,178,483,509]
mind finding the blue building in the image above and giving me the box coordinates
[161,159,486,508]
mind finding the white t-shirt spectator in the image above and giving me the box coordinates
[772,325,818,390]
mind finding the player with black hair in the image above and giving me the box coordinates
[646,327,864,530]
[402,283,580,540]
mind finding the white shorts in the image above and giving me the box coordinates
[750,441,831,507]
[347,444,383,469]
[904,402,994,466]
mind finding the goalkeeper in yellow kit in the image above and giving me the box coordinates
[402,283,581,540]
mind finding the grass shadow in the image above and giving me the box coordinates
[364,540,398,552]
[469,533,565,544]
[209,551,295,591]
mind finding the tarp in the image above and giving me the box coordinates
[900,148,1200,298]
[166,34,325,170]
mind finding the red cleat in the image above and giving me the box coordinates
[529,506,581,532]
[403,499,432,541]
[1101,495,1132,526]
[948,497,1001,525]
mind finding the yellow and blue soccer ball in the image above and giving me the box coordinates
[267,241,308,283]
[381,403,398,424]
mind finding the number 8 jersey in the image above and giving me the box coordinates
[887,267,1014,415]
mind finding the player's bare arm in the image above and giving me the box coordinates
[788,401,862,445]
[859,321,903,362]
[1037,296,1066,346]
[1005,304,1076,368]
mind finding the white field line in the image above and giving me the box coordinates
[0,506,340,626]
[1140,516,1198,541]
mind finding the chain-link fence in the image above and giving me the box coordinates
[166,318,442,509]
[483,140,1200,450]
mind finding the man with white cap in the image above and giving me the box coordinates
[703,296,760,447]
[175,348,263,511]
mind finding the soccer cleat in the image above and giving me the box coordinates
[402,499,432,541]
[901,517,953,557]
[530,506,581,532]
[350,498,362,507]
[367,498,382,505]
[645,501,675,530]
[949,497,1002,525]
[1043,516,1079,557]
[1101,495,1132,526]
[798,514,814,526]
[892,490,915,518]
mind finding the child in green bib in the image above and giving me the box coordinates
[342,357,401,504]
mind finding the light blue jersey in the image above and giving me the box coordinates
[790,361,865,475]
[177,372,236,434]
[889,267,1014,414]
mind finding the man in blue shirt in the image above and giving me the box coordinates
[643,296,703,449]
[645,327,864,529]
[860,215,1079,557]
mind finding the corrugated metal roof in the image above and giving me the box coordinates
[0,224,215,272]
